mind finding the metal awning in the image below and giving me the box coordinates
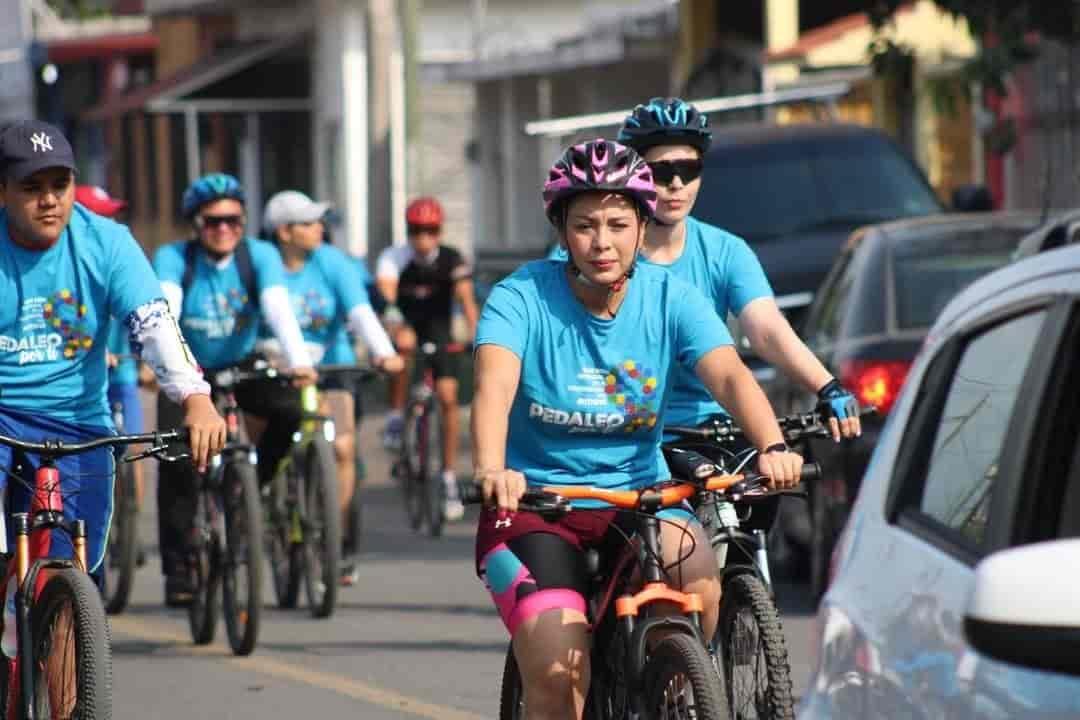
[82,32,309,122]
[523,81,852,138]
[82,32,310,201]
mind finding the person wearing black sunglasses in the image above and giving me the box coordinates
[617,97,862,540]
[151,172,317,606]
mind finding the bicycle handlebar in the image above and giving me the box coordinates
[208,363,284,389]
[464,463,819,514]
[417,341,472,356]
[665,407,877,444]
[0,429,187,458]
[315,364,381,384]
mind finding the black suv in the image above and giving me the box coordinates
[693,122,945,334]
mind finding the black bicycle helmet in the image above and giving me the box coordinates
[617,97,712,154]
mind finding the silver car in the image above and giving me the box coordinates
[800,243,1080,719]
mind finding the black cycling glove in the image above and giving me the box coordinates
[816,378,860,421]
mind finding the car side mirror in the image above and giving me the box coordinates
[951,184,994,212]
[964,539,1080,677]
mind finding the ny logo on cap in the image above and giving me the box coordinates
[30,132,53,153]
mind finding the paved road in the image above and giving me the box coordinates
[111,404,821,718]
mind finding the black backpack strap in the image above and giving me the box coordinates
[233,238,259,302]
[181,239,198,294]
[180,238,259,301]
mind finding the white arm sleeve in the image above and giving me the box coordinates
[259,285,313,369]
[127,299,211,403]
[161,281,184,320]
[347,304,396,359]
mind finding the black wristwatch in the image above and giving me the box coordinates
[761,443,789,455]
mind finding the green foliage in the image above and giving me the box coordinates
[45,0,111,20]
[866,1,1071,97]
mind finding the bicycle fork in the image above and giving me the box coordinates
[614,514,708,717]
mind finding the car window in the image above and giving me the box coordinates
[694,133,941,242]
[892,226,1031,330]
[1059,439,1080,539]
[914,310,1047,548]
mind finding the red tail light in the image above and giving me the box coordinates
[840,359,911,415]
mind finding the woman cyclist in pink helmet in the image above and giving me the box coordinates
[472,139,802,719]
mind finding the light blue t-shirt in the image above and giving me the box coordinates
[275,245,372,364]
[0,205,163,426]
[477,259,733,492]
[153,237,286,370]
[106,320,137,386]
[639,217,773,424]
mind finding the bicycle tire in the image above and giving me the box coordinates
[343,474,364,556]
[188,492,220,646]
[497,644,524,720]
[420,403,445,538]
[808,480,830,603]
[104,460,138,615]
[643,633,728,720]
[716,572,794,720]
[222,460,264,656]
[29,567,112,719]
[401,409,425,532]
[302,436,340,618]
[267,462,302,610]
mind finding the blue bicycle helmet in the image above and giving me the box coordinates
[181,172,246,219]
[617,97,712,154]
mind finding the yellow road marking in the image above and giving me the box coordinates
[109,616,487,720]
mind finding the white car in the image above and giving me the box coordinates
[800,243,1080,719]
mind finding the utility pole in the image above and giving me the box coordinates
[401,0,421,190]
[0,0,35,123]
[368,0,395,258]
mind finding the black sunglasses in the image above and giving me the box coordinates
[197,214,245,229]
[647,159,704,186]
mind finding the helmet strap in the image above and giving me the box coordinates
[565,238,639,319]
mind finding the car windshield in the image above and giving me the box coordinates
[693,132,943,241]
[892,226,1032,330]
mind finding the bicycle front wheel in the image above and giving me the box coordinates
[267,463,302,610]
[104,460,138,615]
[643,633,728,720]
[497,644,524,719]
[222,460,264,656]
[716,571,794,720]
[188,492,220,646]
[420,405,445,538]
[400,408,425,532]
[30,567,112,719]
[302,437,340,618]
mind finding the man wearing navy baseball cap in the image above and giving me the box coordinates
[0,119,226,603]
[0,120,79,249]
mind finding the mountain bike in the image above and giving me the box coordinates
[0,428,186,720]
[183,365,267,656]
[395,342,467,538]
[664,412,840,720]
[471,465,814,720]
[264,365,376,618]
[101,395,139,616]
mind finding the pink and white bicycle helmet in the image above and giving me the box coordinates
[542,139,657,225]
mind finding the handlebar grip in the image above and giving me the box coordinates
[461,484,484,505]
[801,462,822,481]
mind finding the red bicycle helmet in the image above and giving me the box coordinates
[406,197,444,227]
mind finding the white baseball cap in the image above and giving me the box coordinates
[262,190,331,234]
